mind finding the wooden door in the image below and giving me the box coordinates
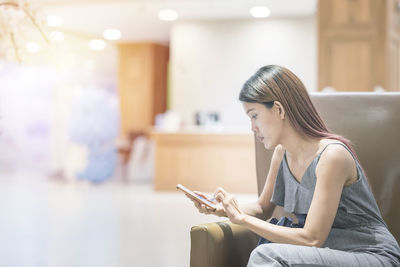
[118,43,169,136]
[318,0,387,91]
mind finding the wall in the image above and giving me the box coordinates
[169,16,317,131]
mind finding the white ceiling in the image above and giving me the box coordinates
[39,0,317,43]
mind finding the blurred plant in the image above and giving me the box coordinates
[0,0,48,62]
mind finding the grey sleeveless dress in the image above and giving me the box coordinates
[247,143,400,267]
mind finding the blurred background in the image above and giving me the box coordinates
[0,0,399,266]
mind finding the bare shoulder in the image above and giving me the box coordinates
[316,141,356,183]
[270,144,285,167]
[321,143,353,163]
[319,140,353,161]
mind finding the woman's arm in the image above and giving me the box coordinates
[238,144,284,220]
[217,144,355,247]
[188,145,284,219]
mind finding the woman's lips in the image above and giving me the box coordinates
[258,136,264,142]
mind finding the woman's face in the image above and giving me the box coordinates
[242,101,285,150]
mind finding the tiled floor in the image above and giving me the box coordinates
[0,172,257,267]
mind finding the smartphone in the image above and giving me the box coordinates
[176,184,217,210]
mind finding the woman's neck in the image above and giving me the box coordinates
[280,129,321,162]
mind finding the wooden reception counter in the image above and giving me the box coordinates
[149,130,258,194]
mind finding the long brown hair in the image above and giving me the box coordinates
[239,65,361,164]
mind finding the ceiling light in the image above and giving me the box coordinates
[103,29,121,40]
[88,39,106,51]
[26,42,40,53]
[47,15,64,27]
[158,9,178,21]
[49,31,64,41]
[250,6,271,18]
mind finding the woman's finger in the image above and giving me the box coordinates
[186,193,207,205]
[193,199,200,208]
[215,192,225,203]
[223,194,233,205]
[188,195,204,209]
[184,192,196,201]
[201,204,209,214]
[215,187,227,197]
[193,191,210,199]
[185,191,224,216]
[198,203,205,213]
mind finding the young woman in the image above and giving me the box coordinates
[186,65,400,266]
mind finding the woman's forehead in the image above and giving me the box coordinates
[242,102,263,112]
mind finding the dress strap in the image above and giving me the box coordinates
[316,142,357,164]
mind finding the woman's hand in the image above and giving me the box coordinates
[185,191,226,217]
[214,187,247,224]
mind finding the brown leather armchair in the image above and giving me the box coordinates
[190,93,400,267]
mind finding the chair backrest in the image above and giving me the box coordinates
[255,92,400,242]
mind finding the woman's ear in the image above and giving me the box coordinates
[274,101,285,120]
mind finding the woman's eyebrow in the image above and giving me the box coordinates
[246,108,255,114]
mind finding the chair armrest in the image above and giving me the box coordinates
[190,220,259,267]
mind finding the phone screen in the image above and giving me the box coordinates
[195,193,216,207]
[176,184,217,210]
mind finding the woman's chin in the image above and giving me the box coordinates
[263,141,274,150]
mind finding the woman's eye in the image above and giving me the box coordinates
[251,114,257,119]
